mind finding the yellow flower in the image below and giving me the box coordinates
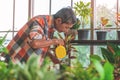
[101,17,109,26]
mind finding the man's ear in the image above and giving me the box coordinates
[56,18,62,24]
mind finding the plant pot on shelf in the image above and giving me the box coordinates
[78,29,89,40]
[96,31,107,40]
[73,0,91,40]
[117,30,120,40]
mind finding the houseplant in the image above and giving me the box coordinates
[115,13,120,40]
[96,17,112,40]
[73,0,92,40]
[46,31,78,73]
[101,43,120,80]
[58,54,114,80]
[54,33,77,66]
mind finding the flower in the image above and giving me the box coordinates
[101,17,109,27]
[115,13,120,27]
[97,17,112,30]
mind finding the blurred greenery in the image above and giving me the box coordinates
[101,43,120,79]
[0,31,118,80]
[0,50,115,80]
[0,32,9,54]
[0,55,58,80]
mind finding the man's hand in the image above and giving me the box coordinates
[52,39,64,45]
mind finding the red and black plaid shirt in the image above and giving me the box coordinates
[7,15,55,65]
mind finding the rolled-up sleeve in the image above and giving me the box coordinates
[29,25,43,39]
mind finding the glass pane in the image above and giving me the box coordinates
[119,0,120,12]
[5,32,18,46]
[0,32,13,46]
[95,0,117,59]
[0,0,13,31]
[73,0,91,67]
[51,0,71,14]
[95,0,117,29]
[73,0,90,4]
[34,0,49,16]
[14,0,28,30]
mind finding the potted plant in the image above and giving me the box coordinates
[47,32,77,72]
[115,13,120,40]
[73,0,92,40]
[71,18,81,39]
[96,17,112,40]
[56,33,77,66]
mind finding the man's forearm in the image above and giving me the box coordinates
[30,39,64,49]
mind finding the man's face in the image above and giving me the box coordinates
[55,18,74,33]
[59,23,73,33]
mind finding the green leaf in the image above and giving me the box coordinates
[104,61,114,80]
[57,33,64,39]
[91,58,105,80]
[107,43,120,56]
[106,24,112,27]
[101,48,115,64]
[90,54,102,61]
[42,71,57,80]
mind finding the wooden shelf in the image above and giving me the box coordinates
[70,40,120,45]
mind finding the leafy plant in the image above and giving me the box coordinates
[71,18,80,30]
[115,13,120,28]
[57,33,78,66]
[0,61,17,80]
[90,55,114,80]
[97,17,112,30]
[0,32,9,54]
[0,32,116,80]
[0,32,15,80]
[0,54,58,80]
[101,43,120,79]
[101,43,120,68]
[74,0,91,29]
[58,54,114,80]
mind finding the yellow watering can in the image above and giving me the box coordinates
[55,45,66,58]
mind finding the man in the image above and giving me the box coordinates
[6,7,77,66]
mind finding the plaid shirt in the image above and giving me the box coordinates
[7,15,54,65]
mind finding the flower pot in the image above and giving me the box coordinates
[117,31,120,40]
[78,29,89,40]
[96,31,107,40]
